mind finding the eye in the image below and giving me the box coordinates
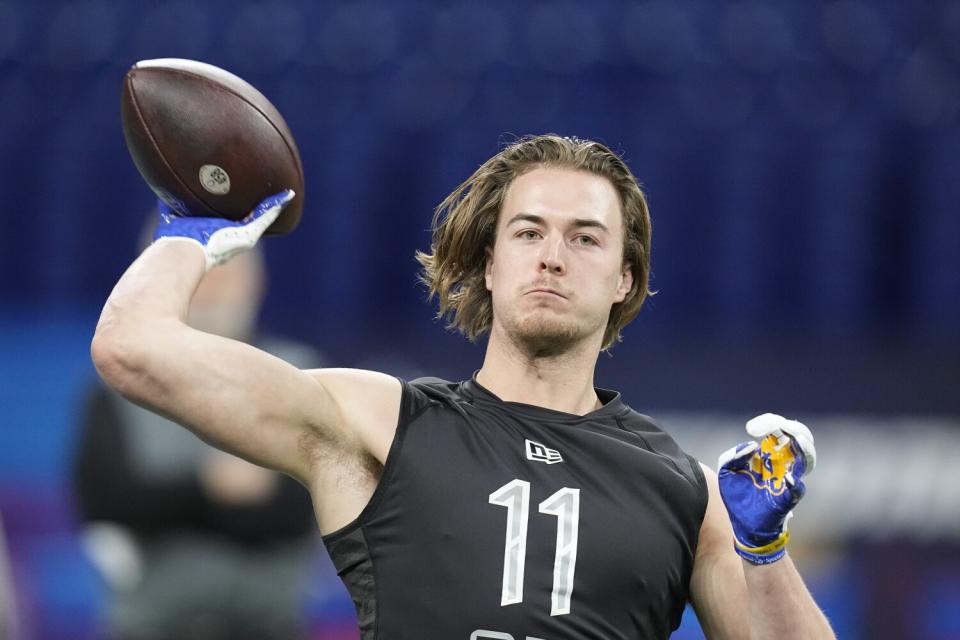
[517,229,541,240]
[574,235,598,246]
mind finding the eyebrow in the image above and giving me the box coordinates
[506,213,610,233]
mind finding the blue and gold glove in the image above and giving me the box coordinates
[718,413,817,565]
[153,190,294,271]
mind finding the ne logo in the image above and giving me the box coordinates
[525,439,562,464]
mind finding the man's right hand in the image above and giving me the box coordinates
[154,189,294,270]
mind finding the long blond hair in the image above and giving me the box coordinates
[416,134,652,350]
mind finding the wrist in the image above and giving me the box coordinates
[734,530,790,565]
[152,231,217,271]
[152,235,205,251]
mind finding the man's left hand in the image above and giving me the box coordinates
[717,413,817,564]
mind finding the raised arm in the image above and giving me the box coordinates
[91,194,399,489]
[689,415,835,640]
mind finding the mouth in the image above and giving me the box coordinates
[526,287,567,299]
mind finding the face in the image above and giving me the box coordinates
[485,167,633,355]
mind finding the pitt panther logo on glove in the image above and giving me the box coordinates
[717,413,817,565]
[747,434,799,496]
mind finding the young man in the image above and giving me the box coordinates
[93,135,834,639]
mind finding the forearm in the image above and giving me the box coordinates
[95,239,204,336]
[92,240,205,395]
[743,554,834,639]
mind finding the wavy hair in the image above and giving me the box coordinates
[416,134,652,350]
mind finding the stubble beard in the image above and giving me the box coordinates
[503,307,596,359]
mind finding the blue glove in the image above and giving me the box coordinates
[153,190,295,271]
[718,413,817,564]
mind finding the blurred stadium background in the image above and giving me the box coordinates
[1,0,959,638]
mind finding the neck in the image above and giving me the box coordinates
[476,323,603,416]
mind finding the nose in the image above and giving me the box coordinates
[539,236,566,275]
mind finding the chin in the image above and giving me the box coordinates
[507,311,591,357]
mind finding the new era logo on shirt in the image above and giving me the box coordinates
[525,439,563,464]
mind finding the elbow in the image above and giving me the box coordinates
[91,311,185,406]
[91,324,136,394]
[90,316,154,400]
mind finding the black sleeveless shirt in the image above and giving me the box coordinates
[323,377,708,640]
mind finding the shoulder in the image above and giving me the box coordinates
[619,409,708,493]
[305,368,403,464]
[403,376,464,407]
[300,371,471,464]
[694,462,738,557]
[698,462,733,536]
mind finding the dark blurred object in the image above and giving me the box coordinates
[72,247,319,640]
[121,58,304,235]
[0,513,18,640]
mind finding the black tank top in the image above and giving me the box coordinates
[323,377,708,640]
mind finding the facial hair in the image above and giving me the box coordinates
[502,303,599,358]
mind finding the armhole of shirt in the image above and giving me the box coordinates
[321,377,431,545]
[686,453,710,523]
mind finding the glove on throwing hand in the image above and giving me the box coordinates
[718,413,816,564]
[153,190,294,270]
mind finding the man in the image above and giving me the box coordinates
[92,135,834,639]
[76,246,318,640]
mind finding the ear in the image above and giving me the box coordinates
[484,246,495,292]
[613,263,633,303]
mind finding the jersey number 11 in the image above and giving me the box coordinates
[489,479,580,616]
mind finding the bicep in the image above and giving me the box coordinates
[689,463,751,640]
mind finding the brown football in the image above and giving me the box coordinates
[120,58,303,235]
